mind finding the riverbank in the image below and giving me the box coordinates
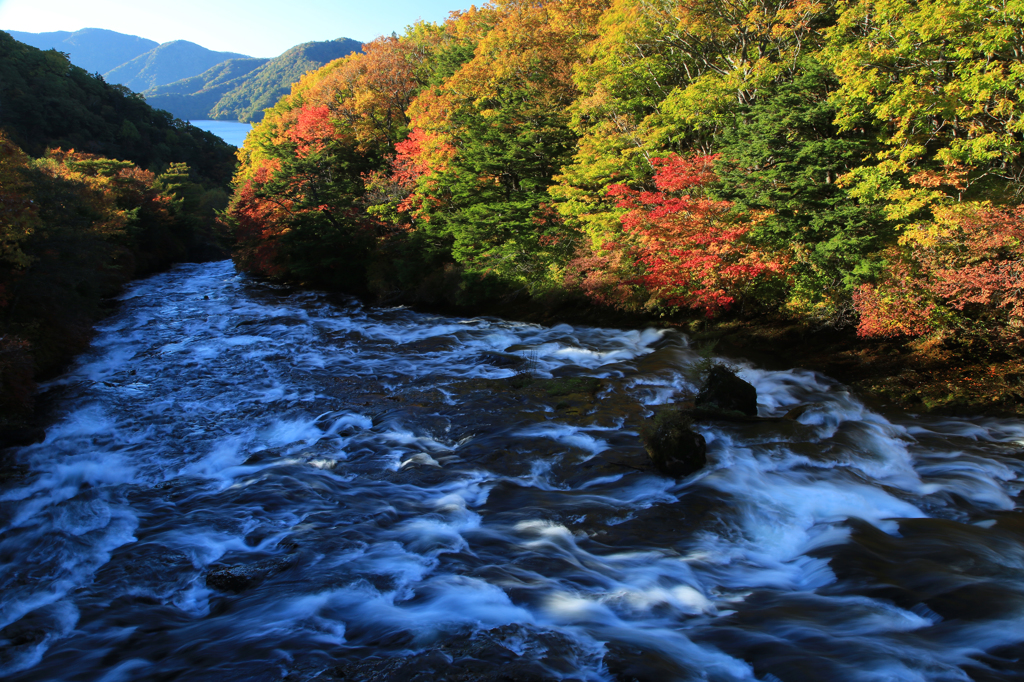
[4,259,1018,452]
[407,292,1024,418]
[690,318,1024,418]
[0,248,228,444]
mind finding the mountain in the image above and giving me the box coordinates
[0,31,237,185]
[141,57,271,120]
[2,29,362,124]
[145,38,362,123]
[103,40,250,92]
[4,28,157,74]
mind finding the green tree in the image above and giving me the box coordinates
[428,86,579,284]
[824,0,1024,217]
[712,58,889,310]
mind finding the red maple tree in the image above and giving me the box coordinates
[607,154,786,315]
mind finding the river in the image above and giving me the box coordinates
[1,261,1022,681]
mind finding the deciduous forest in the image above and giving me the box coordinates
[226,0,1024,412]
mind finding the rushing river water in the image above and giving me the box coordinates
[1,261,1023,681]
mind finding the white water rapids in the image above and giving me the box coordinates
[1,261,1022,681]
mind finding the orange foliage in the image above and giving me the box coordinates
[854,204,1024,343]
[923,206,1024,327]
[391,128,456,216]
[853,261,936,338]
[286,36,425,152]
[564,243,640,308]
[287,105,336,158]
[398,0,608,225]
[446,0,608,104]
[230,159,291,279]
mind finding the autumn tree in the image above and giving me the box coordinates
[605,154,788,314]
[229,34,441,289]
[855,202,1024,352]
[0,132,37,278]
[824,0,1024,218]
[554,0,840,246]
[395,0,607,294]
[710,58,890,316]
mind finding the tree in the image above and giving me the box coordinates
[397,0,604,289]
[555,0,839,246]
[711,58,889,313]
[855,202,1024,350]
[607,154,788,314]
[0,132,38,277]
[825,0,1024,218]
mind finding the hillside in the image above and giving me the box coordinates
[0,31,237,185]
[103,40,250,91]
[0,33,239,421]
[4,27,157,74]
[142,58,271,120]
[146,38,362,123]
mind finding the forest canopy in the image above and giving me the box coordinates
[227,0,1024,369]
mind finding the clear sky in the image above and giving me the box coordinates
[0,0,478,57]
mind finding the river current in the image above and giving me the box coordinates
[1,261,1022,681]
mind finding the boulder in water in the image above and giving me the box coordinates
[478,351,526,369]
[641,409,707,478]
[401,335,459,353]
[0,426,46,449]
[206,556,293,593]
[695,365,758,417]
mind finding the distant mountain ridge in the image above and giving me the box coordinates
[147,38,363,123]
[5,28,157,74]
[103,40,250,91]
[140,58,271,120]
[4,28,362,124]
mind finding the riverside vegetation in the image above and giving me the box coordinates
[0,32,237,427]
[2,0,1023,424]
[223,0,1024,416]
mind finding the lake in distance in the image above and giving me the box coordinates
[188,119,253,148]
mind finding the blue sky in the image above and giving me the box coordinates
[0,0,478,57]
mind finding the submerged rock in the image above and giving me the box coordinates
[206,556,294,593]
[641,409,707,478]
[695,365,758,417]
[0,426,45,449]
[400,335,459,353]
[478,351,526,369]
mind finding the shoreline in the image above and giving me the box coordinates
[403,292,1024,419]
[5,262,1019,450]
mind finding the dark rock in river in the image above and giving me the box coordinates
[401,335,459,353]
[641,409,707,478]
[478,351,525,369]
[206,556,294,593]
[695,365,758,417]
[0,426,45,449]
